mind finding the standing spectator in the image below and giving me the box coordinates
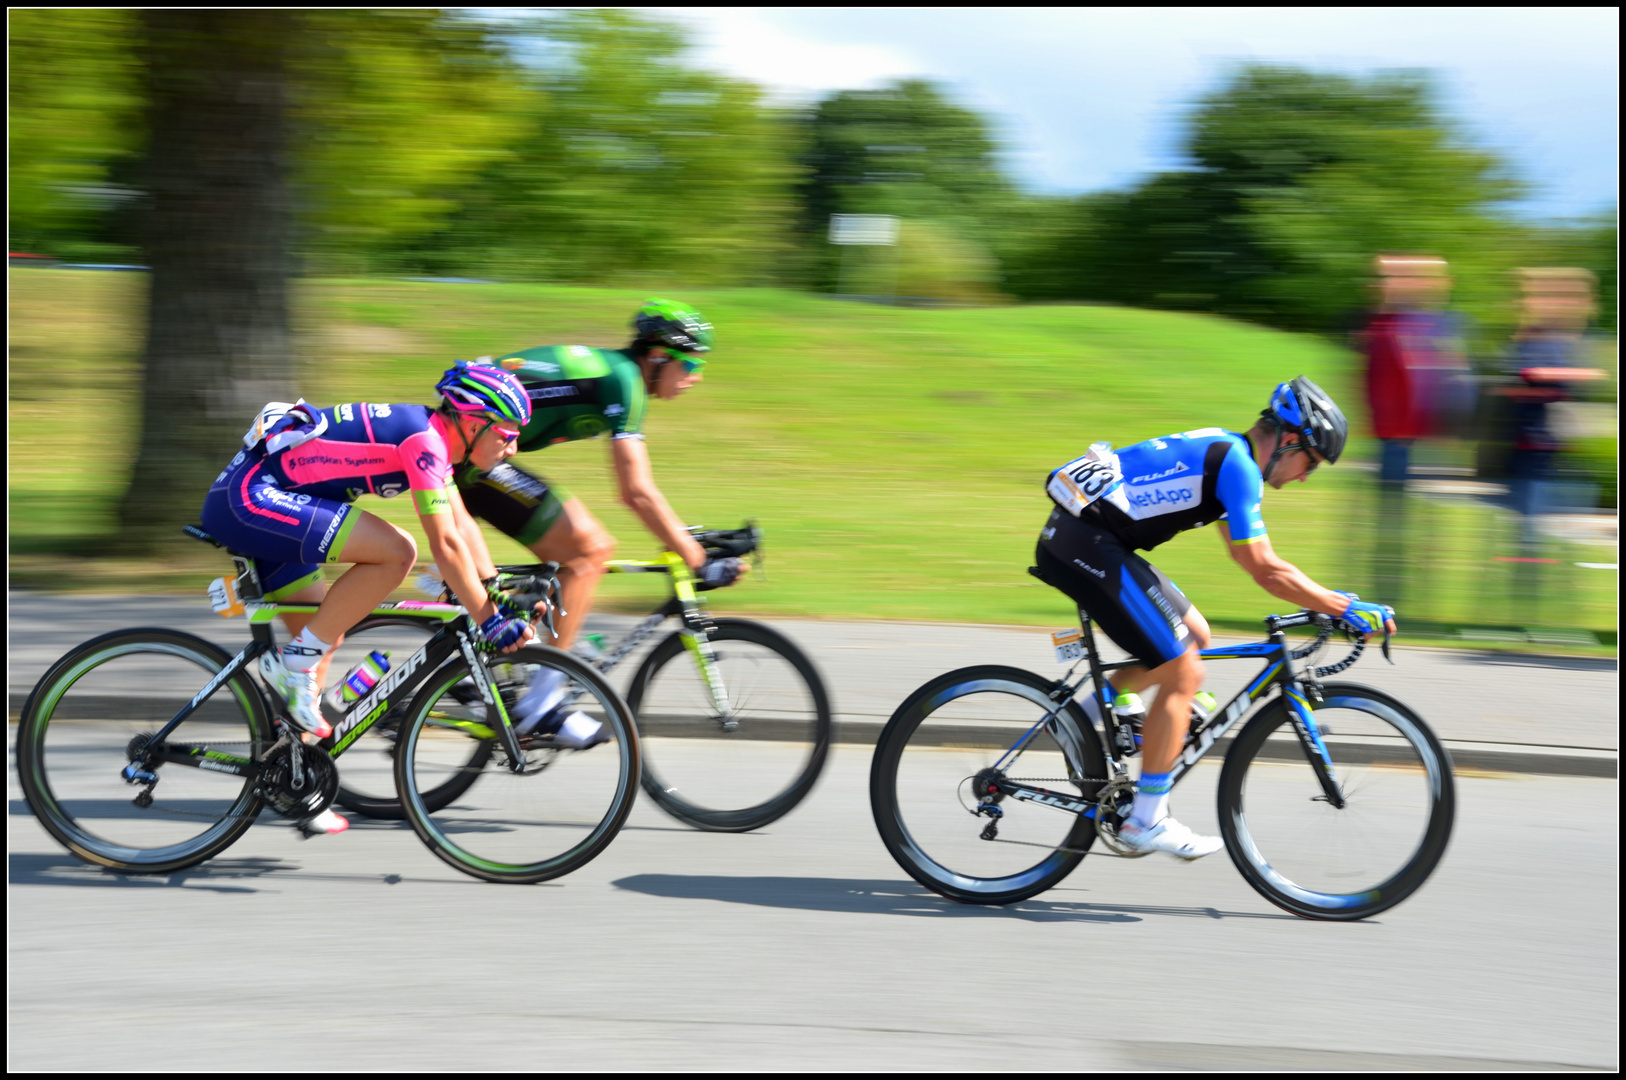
[1361,255,1459,482]
[1502,268,1606,522]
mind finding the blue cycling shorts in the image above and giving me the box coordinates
[200,449,360,601]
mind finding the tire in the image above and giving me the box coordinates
[329,616,492,819]
[626,619,831,832]
[395,644,640,884]
[1218,682,1455,921]
[870,665,1107,905]
[16,629,272,874]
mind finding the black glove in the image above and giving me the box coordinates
[696,556,744,591]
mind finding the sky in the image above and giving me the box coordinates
[651,6,1618,220]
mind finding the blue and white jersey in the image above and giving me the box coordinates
[1050,427,1267,551]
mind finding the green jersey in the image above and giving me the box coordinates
[495,345,647,452]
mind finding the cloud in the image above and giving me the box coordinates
[650,7,1617,217]
[659,8,925,101]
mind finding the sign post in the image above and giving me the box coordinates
[829,214,899,298]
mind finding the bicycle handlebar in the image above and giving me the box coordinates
[688,520,762,560]
[1267,608,1395,674]
[492,563,562,640]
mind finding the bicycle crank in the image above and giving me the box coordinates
[1091,775,1150,858]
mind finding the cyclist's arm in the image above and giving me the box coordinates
[419,498,500,625]
[1218,523,1367,619]
[610,436,706,569]
[447,483,499,581]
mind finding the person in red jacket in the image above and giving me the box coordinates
[1362,255,1455,483]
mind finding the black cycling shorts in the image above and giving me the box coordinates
[454,462,568,547]
[1034,507,1195,668]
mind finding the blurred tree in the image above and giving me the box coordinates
[1014,65,1527,332]
[413,9,802,285]
[292,10,528,274]
[117,10,299,552]
[798,79,1013,292]
[7,8,143,259]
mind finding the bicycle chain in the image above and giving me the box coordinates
[972,776,1138,857]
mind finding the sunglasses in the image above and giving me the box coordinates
[471,415,520,444]
[653,351,706,374]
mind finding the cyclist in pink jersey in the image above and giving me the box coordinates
[200,364,540,834]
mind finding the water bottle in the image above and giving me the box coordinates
[326,650,391,711]
[573,633,606,662]
[1190,691,1218,724]
[1112,691,1145,753]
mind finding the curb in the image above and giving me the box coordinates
[9,692,1617,779]
[828,718,1618,779]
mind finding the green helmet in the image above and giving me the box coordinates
[632,298,714,355]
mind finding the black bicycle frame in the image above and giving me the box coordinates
[128,609,527,782]
[983,607,1348,816]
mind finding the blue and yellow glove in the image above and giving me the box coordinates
[1338,592,1394,636]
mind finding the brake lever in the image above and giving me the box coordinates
[1381,605,1396,664]
[539,577,561,640]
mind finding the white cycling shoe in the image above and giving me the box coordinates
[298,809,350,837]
[258,651,332,739]
[511,668,569,736]
[1118,816,1223,860]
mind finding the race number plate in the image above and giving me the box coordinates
[1046,443,1122,517]
[1052,628,1084,664]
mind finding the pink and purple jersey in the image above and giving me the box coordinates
[264,403,453,515]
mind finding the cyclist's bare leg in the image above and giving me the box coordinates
[276,581,341,686]
[1124,609,1212,773]
[1105,608,1211,699]
[302,512,417,646]
[526,497,615,650]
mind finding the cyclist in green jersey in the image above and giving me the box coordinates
[452,300,746,737]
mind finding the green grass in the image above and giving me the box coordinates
[8,269,1617,652]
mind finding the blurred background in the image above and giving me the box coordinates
[8,8,1617,650]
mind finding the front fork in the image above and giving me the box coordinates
[454,627,528,772]
[666,554,734,724]
[1285,682,1346,809]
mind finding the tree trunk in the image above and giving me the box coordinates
[117,10,297,553]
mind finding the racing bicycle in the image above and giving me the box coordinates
[335,523,832,832]
[869,565,1455,920]
[16,526,640,884]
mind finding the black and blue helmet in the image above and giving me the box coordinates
[1264,376,1347,464]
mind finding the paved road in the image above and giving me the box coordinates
[7,592,1620,1069]
[7,740,1618,1070]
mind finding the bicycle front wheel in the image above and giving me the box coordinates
[871,666,1106,905]
[327,616,492,820]
[395,644,639,884]
[627,619,832,832]
[1218,682,1455,920]
[16,629,272,873]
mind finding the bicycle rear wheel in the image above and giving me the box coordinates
[16,629,272,873]
[1218,682,1455,920]
[626,619,831,832]
[395,644,639,884]
[870,666,1106,905]
[327,616,491,819]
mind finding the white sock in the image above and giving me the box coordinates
[282,628,331,672]
[1129,771,1171,828]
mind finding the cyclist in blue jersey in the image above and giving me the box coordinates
[1037,377,1395,859]
[199,364,544,834]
